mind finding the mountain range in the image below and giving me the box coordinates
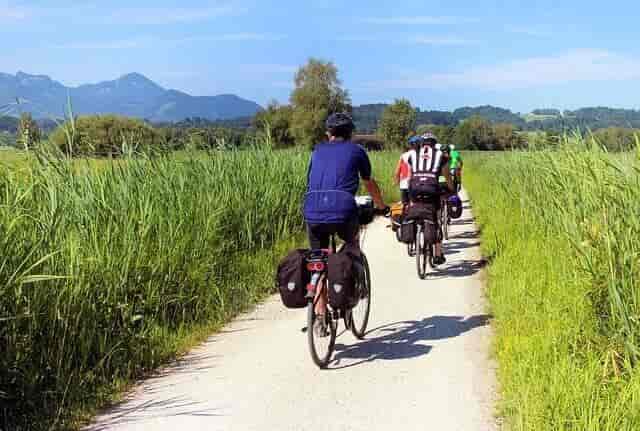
[0,72,262,122]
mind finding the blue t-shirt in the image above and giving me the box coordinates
[303,141,372,224]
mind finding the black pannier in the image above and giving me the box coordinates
[275,249,310,309]
[398,220,416,244]
[327,246,360,309]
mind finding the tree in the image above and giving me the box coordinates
[17,113,41,150]
[289,58,351,148]
[254,101,295,148]
[454,116,494,150]
[416,124,456,147]
[377,99,416,148]
[493,123,523,150]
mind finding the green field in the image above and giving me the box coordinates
[465,143,640,430]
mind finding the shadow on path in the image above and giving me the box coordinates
[87,395,222,430]
[431,259,487,279]
[86,351,221,429]
[329,314,490,370]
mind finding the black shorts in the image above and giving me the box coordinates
[307,217,359,250]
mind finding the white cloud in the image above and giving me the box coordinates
[3,4,246,25]
[52,39,149,50]
[506,25,551,38]
[410,36,479,46]
[0,5,29,20]
[367,50,640,91]
[197,33,285,42]
[106,5,246,25]
[51,33,285,50]
[338,35,478,46]
[359,16,479,25]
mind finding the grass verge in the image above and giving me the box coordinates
[465,146,640,430]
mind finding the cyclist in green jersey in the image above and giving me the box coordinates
[449,145,463,192]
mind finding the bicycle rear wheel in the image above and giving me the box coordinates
[350,253,371,339]
[416,223,429,279]
[307,300,336,369]
[441,202,449,241]
[407,240,415,257]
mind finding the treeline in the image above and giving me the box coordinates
[354,105,640,134]
[374,99,526,151]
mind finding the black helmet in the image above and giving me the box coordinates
[326,112,355,131]
[421,131,438,143]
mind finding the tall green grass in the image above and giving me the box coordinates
[465,141,640,430]
[0,146,400,430]
[1,149,311,430]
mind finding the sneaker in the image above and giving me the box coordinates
[431,255,446,266]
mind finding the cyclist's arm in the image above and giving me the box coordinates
[442,164,454,193]
[357,145,386,209]
[364,178,386,209]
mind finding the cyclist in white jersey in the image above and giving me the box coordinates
[406,132,453,266]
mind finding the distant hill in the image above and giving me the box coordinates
[0,71,262,122]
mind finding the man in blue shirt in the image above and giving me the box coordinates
[303,113,387,250]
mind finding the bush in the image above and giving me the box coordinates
[49,115,165,157]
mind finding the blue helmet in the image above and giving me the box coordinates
[408,135,423,147]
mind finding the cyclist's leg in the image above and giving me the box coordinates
[307,223,331,250]
[336,217,360,251]
[307,223,333,315]
[401,188,410,206]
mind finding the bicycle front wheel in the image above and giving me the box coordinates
[350,253,371,339]
[416,223,429,279]
[307,301,336,369]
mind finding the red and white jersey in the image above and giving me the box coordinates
[399,151,412,189]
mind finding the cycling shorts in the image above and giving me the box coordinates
[307,217,359,250]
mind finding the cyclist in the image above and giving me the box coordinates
[394,136,421,206]
[407,132,454,266]
[449,145,463,191]
[303,113,388,316]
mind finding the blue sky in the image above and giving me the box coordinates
[3,0,640,112]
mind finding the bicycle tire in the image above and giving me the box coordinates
[350,253,371,339]
[416,223,428,279]
[442,202,449,241]
[307,300,336,369]
[407,240,416,257]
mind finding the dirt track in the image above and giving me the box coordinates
[87,192,496,431]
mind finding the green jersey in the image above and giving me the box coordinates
[450,150,461,169]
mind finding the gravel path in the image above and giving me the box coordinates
[86,192,497,431]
